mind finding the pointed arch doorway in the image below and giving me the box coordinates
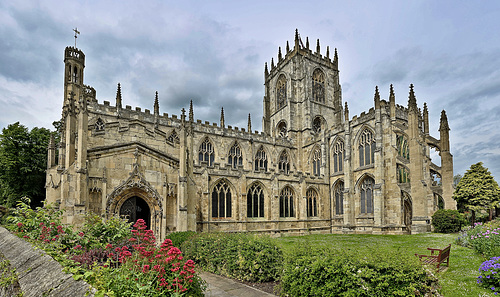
[119,196,151,228]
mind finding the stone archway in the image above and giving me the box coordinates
[119,196,151,229]
[402,191,412,232]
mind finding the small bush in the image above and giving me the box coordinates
[477,256,500,295]
[166,231,197,250]
[280,247,436,297]
[432,209,467,233]
[182,232,283,282]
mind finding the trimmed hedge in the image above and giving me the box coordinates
[432,209,468,233]
[166,231,197,250]
[181,232,283,282]
[280,247,436,297]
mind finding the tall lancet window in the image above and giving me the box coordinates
[333,140,344,173]
[306,188,318,217]
[312,147,321,176]
[360,177,374,214]
[247,184,264,218]
[312,69,325,103]
[212,180,232,218]
[276,75,287,110]
[334,181,344,215]
[359,128,375,167]
[279,186,295,218]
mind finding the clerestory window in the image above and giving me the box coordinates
[254,146,268,171]
[333,140,344,173]
[228,142,243,169]
[278,150,290,174]
[199,138,215,166]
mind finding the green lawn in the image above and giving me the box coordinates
[275,233,491,297]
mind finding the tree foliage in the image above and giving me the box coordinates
[453,162,500,221]
[0,122,52,208]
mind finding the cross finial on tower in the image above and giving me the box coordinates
[73,27,80,48]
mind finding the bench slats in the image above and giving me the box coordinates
[415,244,451,271]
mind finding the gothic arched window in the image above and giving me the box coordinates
[167,130,180,144]
[306,188,318,217]
[254,146,268,171]
[334,181,344,215]
[360,177,374,214]
[333,140,344,173]
[277,121,287,138]
[359,128,375,167]
[312,147,321,176]
[396,134,409,160]
[397,164,410,183]
[312,116,322,133]
[95,118,105,132]
[279,186,295,218]
[228,142,243,169]
[199,138,215,166]
[212,180,232,218]
[279,150,290,174]
[276,75,287,110]
[247,184,264,218]
[312,69,325,103]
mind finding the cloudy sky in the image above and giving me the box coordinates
[1,0,500,180]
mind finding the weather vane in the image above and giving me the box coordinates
[73,27,80,48]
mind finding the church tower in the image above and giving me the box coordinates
[60,47,85,169]
[263,30,343,138]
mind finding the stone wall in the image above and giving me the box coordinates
[0,227,94,297]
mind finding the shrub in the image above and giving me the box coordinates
[432,209,467,233]
[182,232,283,282]
[166,231,197,250]
[477,256,500,295]
[280,247,436,297]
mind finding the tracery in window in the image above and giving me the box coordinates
[397,164,410,183]
[167,130,180,144]
[312,116,322,133]
[312,147,321,176]
[334,181,344,215]
[254,146,268,171]
[247,184,264,218]
[279,186,294,218]
[306,188,318,217]
[312,69,325,103]
[359,128,375,167]
[199,138,215,166]
[396,134,409,160]
[277,121,287,138]
[333,140,344,173]
[228,142,243,169]
[95,118,105,132]
[211,180,232,218]
[360,177,374,214]
[278,150,290,174]
[276,75,287,110]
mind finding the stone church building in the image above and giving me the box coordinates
[45,30,455,241]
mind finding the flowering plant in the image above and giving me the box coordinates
[477,256,500,295]
[88,219,205,296]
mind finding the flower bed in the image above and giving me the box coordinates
[5,200,205,296]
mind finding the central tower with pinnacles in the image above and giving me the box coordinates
[46,30,455,241]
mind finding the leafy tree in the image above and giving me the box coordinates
[453,174,462,187]
[0,122,52,208]
[453,162,500,223]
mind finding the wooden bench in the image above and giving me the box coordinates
[415,244,451,271]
